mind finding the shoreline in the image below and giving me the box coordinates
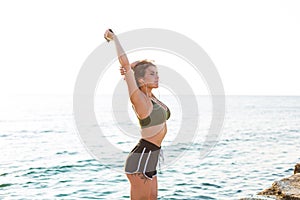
[240,163,300,200]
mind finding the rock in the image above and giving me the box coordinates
[258,173,300,199]
[294,163,300,174]
[240,164,300,200]
[239,195,276,200]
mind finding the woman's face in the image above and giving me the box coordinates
[142,66,159,88]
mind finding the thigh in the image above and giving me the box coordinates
[126,173,152,199]
[149,176,158,200]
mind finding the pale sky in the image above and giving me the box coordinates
[0,0,300,96]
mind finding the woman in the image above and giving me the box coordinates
[104,29,171,200]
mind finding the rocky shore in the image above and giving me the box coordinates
[240,163,300,200]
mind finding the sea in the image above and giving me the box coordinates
[1,95,299,199]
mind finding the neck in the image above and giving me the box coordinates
[140,86,153,98]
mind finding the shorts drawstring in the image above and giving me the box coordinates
[158,148,164,173]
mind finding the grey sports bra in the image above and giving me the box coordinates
[137,98,170,129]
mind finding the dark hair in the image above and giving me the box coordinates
[132,60,156,87]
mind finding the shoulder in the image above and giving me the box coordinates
[130,91,153,119]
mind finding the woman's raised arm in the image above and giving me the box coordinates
[104,29,130,69]
[104,29,152,119]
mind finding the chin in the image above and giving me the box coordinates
[149,83,159,88]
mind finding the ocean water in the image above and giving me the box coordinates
[1,95,300,199]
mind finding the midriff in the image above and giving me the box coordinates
[141,123,167,147]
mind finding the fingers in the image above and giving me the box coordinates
[104,29,114,42]
[119,66,127,75]
[104,32,110,42]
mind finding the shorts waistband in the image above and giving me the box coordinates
[139,139,161,150]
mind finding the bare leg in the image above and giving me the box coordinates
[149,176,158,200]
[126,173,152,200]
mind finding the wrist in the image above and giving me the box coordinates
[125,68,133,77]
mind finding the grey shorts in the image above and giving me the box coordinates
[124,139,161,179]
